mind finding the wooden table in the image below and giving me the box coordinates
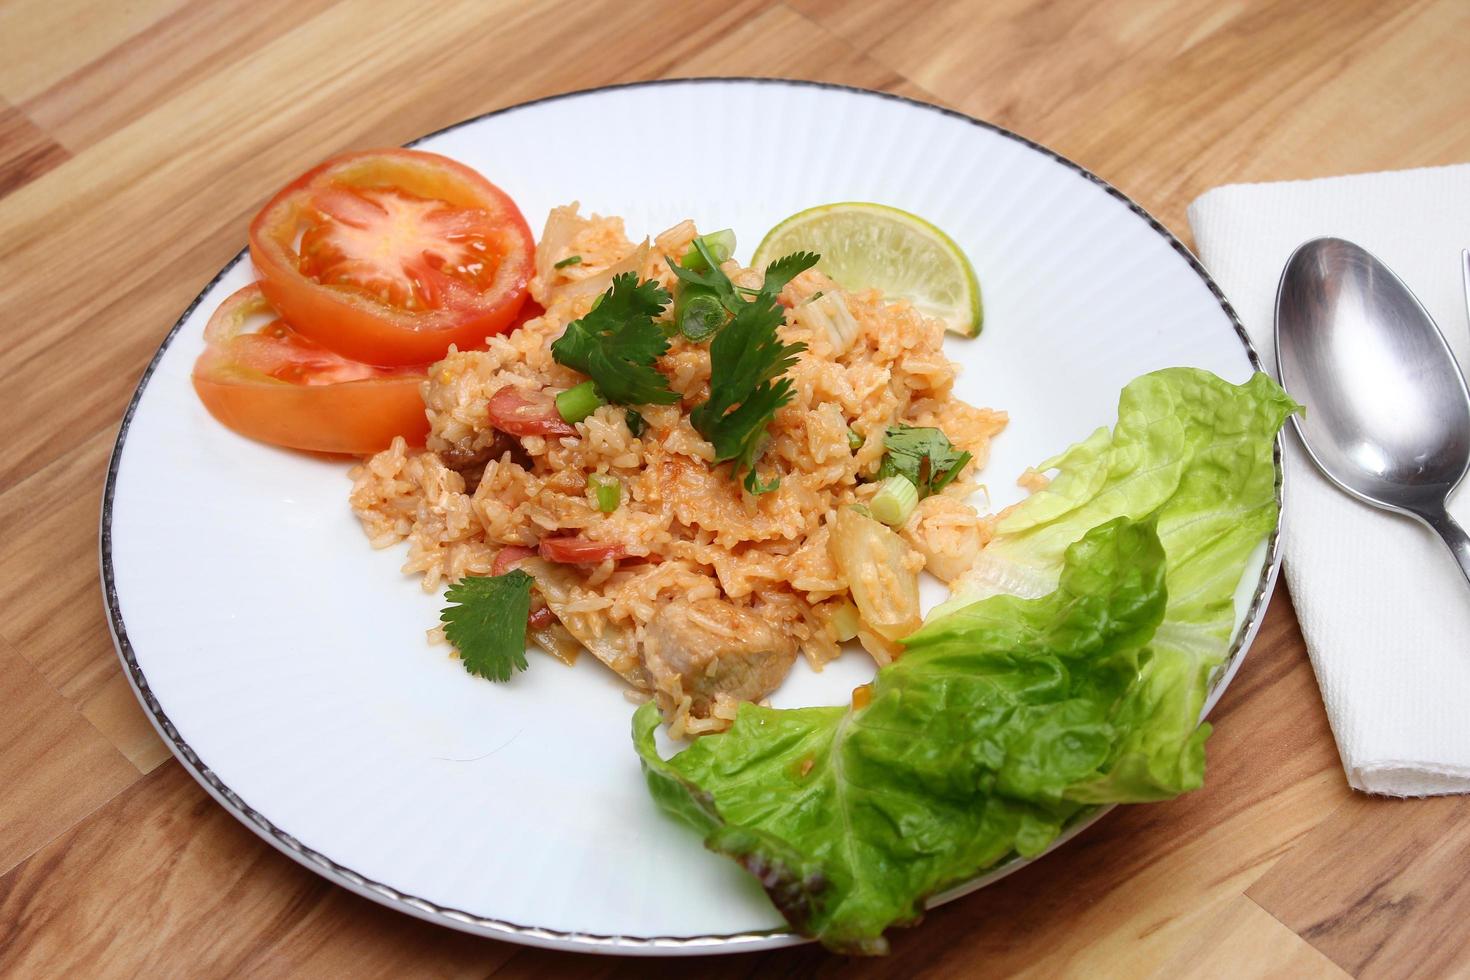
[2,1,1467,975]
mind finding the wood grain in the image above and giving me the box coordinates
[17,0,341,152]
[794,0,1470,233]
[0,634,137,876]
[1150,896,1350,979]
[1249,794,1470,978]
[0,763,519,978]
[0,101,67,199]
[0,427,170,773]
[0,0,1466,974]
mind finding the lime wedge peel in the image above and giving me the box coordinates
[752,202,983,337]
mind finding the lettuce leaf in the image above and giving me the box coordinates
[633,368,1296,953]
[928,368,1298,801]
[940,369,1294,610]
[637,517,1168,953]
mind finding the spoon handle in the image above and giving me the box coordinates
[1423,508,1470,588]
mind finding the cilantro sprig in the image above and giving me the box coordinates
[670,243,819,494]
[549,236,819,494]
[440,570,534,682]
[877,425,973,498]
[668,240,819,322]
[551,273,679,406]
[691,294,807,494]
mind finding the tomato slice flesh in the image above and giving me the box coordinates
[249,148,534,366]
[299,186,506,311]
[192,283,429,455]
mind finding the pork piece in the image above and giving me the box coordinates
[643,599,798,715]
[438,432,515,493]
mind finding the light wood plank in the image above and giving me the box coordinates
[795,0,1470,233]
[0,762,516,978]
[0,0,186,104]
[0,101,68,198]
[78,669,174,775]
[1249,793,1470,979]
[793,0,1241,141]
[19,0,342,153]
[0,228,244,485]
[1151,896,1351,979]
[0,428,169,773]
[0,633,138,877]
[671,2,929,100]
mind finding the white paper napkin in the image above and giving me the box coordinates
[1187,163,1470,796]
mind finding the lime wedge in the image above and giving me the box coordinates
[752,202,982,337]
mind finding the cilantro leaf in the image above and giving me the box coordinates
[877,425,973,497]
[551,273,679,406]
[690,293,806,494]
[440,570,534,682]
[698,294,805,412]
[761,250,820,297]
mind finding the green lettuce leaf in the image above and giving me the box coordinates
[637,517,1168,954]
[927,368,1297,801]
[941,369,1294,606]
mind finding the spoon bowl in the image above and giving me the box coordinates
[1276,237,1470,582]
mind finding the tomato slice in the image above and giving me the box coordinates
[538,537,629,564]
[191,283,429,455]
[249,148,534,366]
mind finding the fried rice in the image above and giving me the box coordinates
[350,203,1006,736]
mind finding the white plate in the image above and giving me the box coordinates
[102,79,1281,955]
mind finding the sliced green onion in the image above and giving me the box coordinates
[680,229,737,272]
[870,475,919,526]
[701,229,736,263]
[625,409,645,438]
[588,474,621,513]
[554,255,583,269]
[828,599,861,642]
[678,292,725,341]
[847,426,863,450]
[555,381,605,424]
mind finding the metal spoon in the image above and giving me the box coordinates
[1463,248,1470,323]
[1275,237,1470,586]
